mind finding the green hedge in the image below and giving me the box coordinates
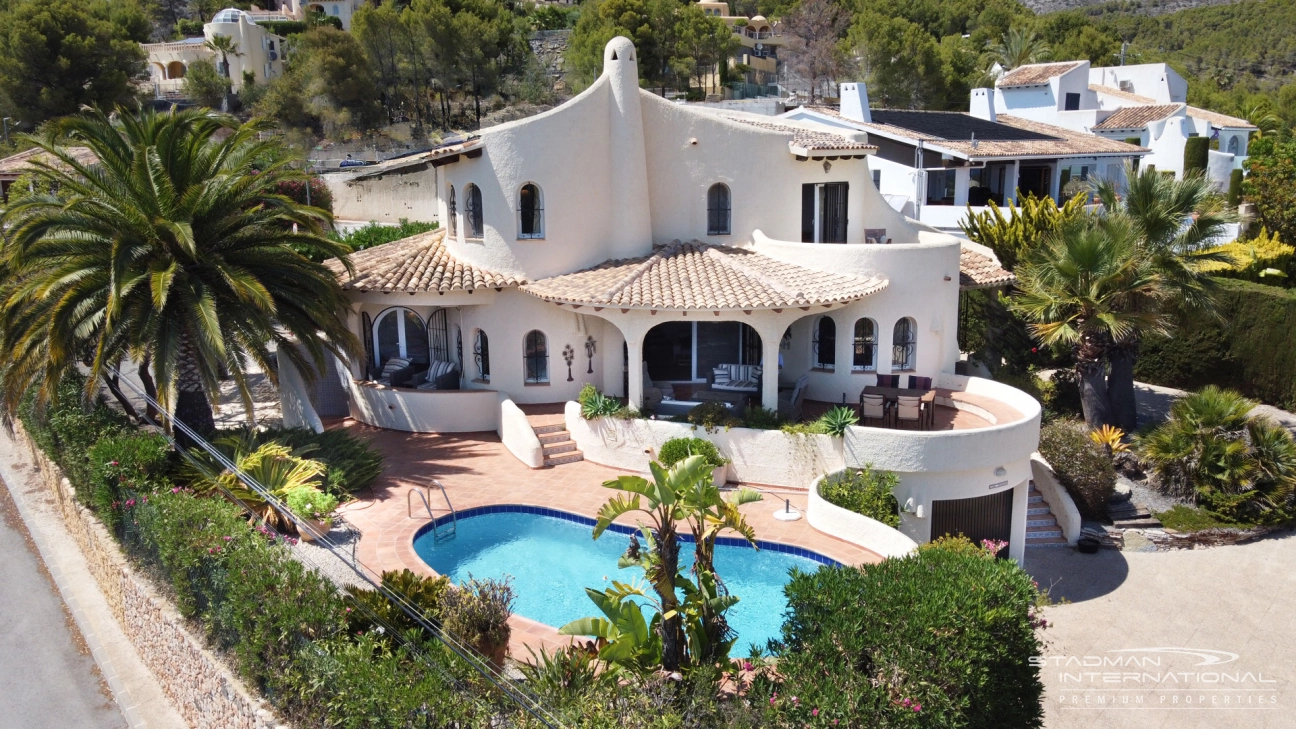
[1135,277,1296,409]
[773,541,1045,727]
[1228,168,1244,206]
[1184,136,1210,174]
[257,20,308,36]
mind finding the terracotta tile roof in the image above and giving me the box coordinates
[960,244,1015,290]
[997,61,1084,88]
[326,228,522,293]
[811,106,1147,159]
[1186,106,1257,130]
[521,240,888,310]
[1089,84,1157,105]
[721,116,876,153]
[1092,104,1183,130]
[0,146,98,178]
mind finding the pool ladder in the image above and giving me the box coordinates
[408,480,458,541]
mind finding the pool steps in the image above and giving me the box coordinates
[530,421,584,467]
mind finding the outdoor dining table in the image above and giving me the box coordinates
[861,386,937,429]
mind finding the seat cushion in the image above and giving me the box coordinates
[712,367,731,385]
[876,374,899,388]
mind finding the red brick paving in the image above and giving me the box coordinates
[330,418,883,658]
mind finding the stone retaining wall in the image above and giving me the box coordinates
[15,423,286,729]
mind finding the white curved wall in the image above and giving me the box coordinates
[1031,453,1082,546]
[500,398,544,468]
[807,476,918,559]
[279,355,325,433]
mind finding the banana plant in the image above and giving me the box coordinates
[558,581,662,673]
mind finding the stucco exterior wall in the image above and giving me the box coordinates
[324,164,438,224]
[347,384,500,432]
[499,398,544,468]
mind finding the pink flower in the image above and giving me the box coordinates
[812,708,819,717]
[769,697,776,705]
[223,536,233,542]
[742,661,753,671]
[913,703,922,712]
[109,461,118,466]
[902,699,911,707]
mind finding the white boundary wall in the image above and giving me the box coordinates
[1030,453,1083,546]
[807,475,918,559]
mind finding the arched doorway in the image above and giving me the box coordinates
[166,61,187,79]
[642,321,761,385]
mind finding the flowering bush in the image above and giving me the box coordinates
[771,536,1047,727]
[283,485,339,524]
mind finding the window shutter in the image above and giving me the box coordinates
[801,183,815,242]
[361,312,374,373]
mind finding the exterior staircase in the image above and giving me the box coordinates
[518,408,584,467]
[1025,483,1068,548]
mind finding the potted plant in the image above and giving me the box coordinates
[284,486,339,541]
[658,437,730,487]
[443,577,516,670]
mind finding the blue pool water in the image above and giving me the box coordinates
[413,507,833,650]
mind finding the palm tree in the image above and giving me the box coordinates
[1093,165,1234,431]
[203,35,241,111]
[1235,100,1282,138]
[1010,219,1166,428]
[986,28,1050,72]
[591,455,758,671]
[0,106,358,437]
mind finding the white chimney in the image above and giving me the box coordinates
[969,88,996,122]
[839,82,871,124]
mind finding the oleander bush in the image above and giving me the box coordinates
[818,466,901,528]
[88,432,174,530]
[657,437,728,469]
[1038,420,1116,520]
[771,538,1046,728]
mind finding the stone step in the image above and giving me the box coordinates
[544,451,584,467]
[1028,494,1044,504]
[532,423,567,435]
[1113,516,1163,529]
[1027,515,1058,527]
[1026,524,1063,539]
[1026,536,1069,547]
[542,442,578,456]
[1027,505,1052,516]
[538,430,572,445]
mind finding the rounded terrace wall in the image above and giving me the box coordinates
[807,475,918,559]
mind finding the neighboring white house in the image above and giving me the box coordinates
[283,37,1050,560]
[779,83,1148,234]
[142,9,286,96]
[984,60,1257,189]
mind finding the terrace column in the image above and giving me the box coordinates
[626,334,645,412]
[754,320,786,413]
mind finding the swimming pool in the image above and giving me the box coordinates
[412,505,837,651]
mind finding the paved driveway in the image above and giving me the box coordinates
[0,483,126,729]
[1026,535,1295,729]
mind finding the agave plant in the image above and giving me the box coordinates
[1089,424,1130,455]
[819,405,860,437]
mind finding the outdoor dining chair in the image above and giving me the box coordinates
[895,395,924,429]
[860,393,889,427]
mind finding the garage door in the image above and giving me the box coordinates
[930,489,1013,555]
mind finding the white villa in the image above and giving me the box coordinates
[284,38,1063,562]
[779,83,1148,234]
[986,60,1257,189]
[142,9,286,97]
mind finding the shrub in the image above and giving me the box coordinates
[274,176,333,214]
[88,432,174,529]
[960,192,1088,270]
[683,400,741,432]
[740,406,781,430]
[1183,136,1210,174]
[818,466,900,527]
[657,437,728,469]
[284,485,339,523]
[1228,168,1244,207]
[236,426,384,495]
[1136,278,1296,409]
[331,219,438,253]
[1200,227,1294,283]
[773,544,1046,728]
[19,375,131,501]
[1138,386,1296,523]
[344,569,450,635]
[442,576,515,654]
[1038,420,1116,520]
[256,20,308,36]
[579,386,626,419]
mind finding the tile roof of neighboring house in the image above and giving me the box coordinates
[720,116,876,153]
[1186,106,1257,130]
[1092,104,1184,130]
[326,228,523,293]
[960,244,1015,290]
[0,146,98,178]
[997,61,1084,88]
[809,107,1147,158]
[1089,84,1158,105]
[521,240,888,311]
[334,137,483,179]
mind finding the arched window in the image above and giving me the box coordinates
[852,318,877,371]
[427,308,449,363]
[813,316,835,370]
[474,330,490,382]
[447,185,457,238]
[518,183,544,239]
[707,183,731,235]
[1227,135,1240,155]
[524,330,549,383]
[465,183,483,238]
[372,307,428,368]
[892,317,916,370]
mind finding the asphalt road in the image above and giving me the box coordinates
[0,482,126,729]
